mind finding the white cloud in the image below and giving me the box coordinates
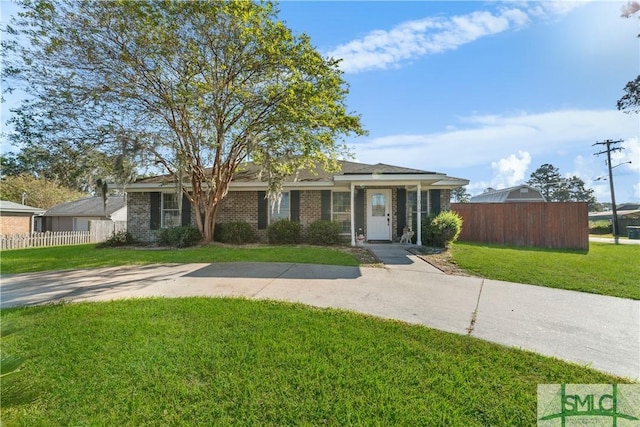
[612,137,640,173]
[490,150,532,188]
[351,109,638,171]
[328,9,527,73]
[525,1,590,18]
[326,2,588,74]
[467,150,532,194]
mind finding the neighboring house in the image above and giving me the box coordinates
[469,185,546,203]
[43,196,127,232]
[0,201,45,235]
[126,160,469,245]
[588,204,640,236]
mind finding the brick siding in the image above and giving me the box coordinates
[216,191,259,226]
[127,192,155,242]
[127,187,452,243]
[441,189,451,212]
[0,215,32,235]
[210,191,258,240]
[299,190,322,228]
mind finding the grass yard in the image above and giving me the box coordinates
[449,242,640,300]
[0,298,630,426]
[0,244,360,275]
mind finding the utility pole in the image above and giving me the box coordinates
[593,139,624,241]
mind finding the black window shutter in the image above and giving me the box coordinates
[430,190,441,215]
[150,192,161,230]
[396,188,406,237]
[181,193,192,226]
[354,189,365,232]
[320,190,331,221]
[257,191,268,229]
[290,190,300,222]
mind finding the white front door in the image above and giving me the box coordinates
[366,189,392,241]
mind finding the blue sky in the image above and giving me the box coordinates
[276,0,640,202]
[1,1,639,202]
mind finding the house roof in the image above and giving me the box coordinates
[0,200,46,214]
[617,203,640,211]
[44,196,126,217]
[589,209,640,220]
[130,160,468,190]
[469,185,546,203]
[342,162,435,175]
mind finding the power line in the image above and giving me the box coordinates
[593,139,625,240]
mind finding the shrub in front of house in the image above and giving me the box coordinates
[589,220,612,235]
[422,211,463,248]
[306,220,344,246]
[267,219,302,244]
[157,225,202,248]
[214,221,258,244]
[96,231,136,248]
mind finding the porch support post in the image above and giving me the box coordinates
[350,183,356,246]
[416,182,422,246]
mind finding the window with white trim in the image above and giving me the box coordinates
[269,192,290,223]
[332,191,351,234]
[162,193,180,228]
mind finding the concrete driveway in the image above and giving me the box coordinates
[1,244,638,380]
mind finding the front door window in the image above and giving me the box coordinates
[371,194,385,216]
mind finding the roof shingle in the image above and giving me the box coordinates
[44,196,126,217]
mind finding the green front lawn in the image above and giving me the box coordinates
[0,244,360,275]
[1,298,630,426]
[450,242,640,300]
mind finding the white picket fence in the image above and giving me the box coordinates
[1,231,93,250]
[0,220,126,250]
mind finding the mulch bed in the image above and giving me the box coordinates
[407,247,471,276]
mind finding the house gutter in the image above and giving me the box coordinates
[122,181,336,192]
[123,175,469,192]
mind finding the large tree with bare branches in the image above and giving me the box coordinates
[3,0,365,241]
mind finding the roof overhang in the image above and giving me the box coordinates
[124,174,469,192]
[0,209,45,215]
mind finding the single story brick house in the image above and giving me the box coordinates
[126,160,469,245]
[0,200,45,235]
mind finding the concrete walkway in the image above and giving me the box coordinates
[1,244,638,380]
[589,236,640,245]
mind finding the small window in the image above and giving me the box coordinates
[270,192,290,223]
[162,193,180,228]
[332,192,351,234]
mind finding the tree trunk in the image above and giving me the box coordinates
[189,179,229,243]
[202,205,218,242]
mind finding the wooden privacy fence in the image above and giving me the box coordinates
[451,202,589,250]
[0,220,127,250]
